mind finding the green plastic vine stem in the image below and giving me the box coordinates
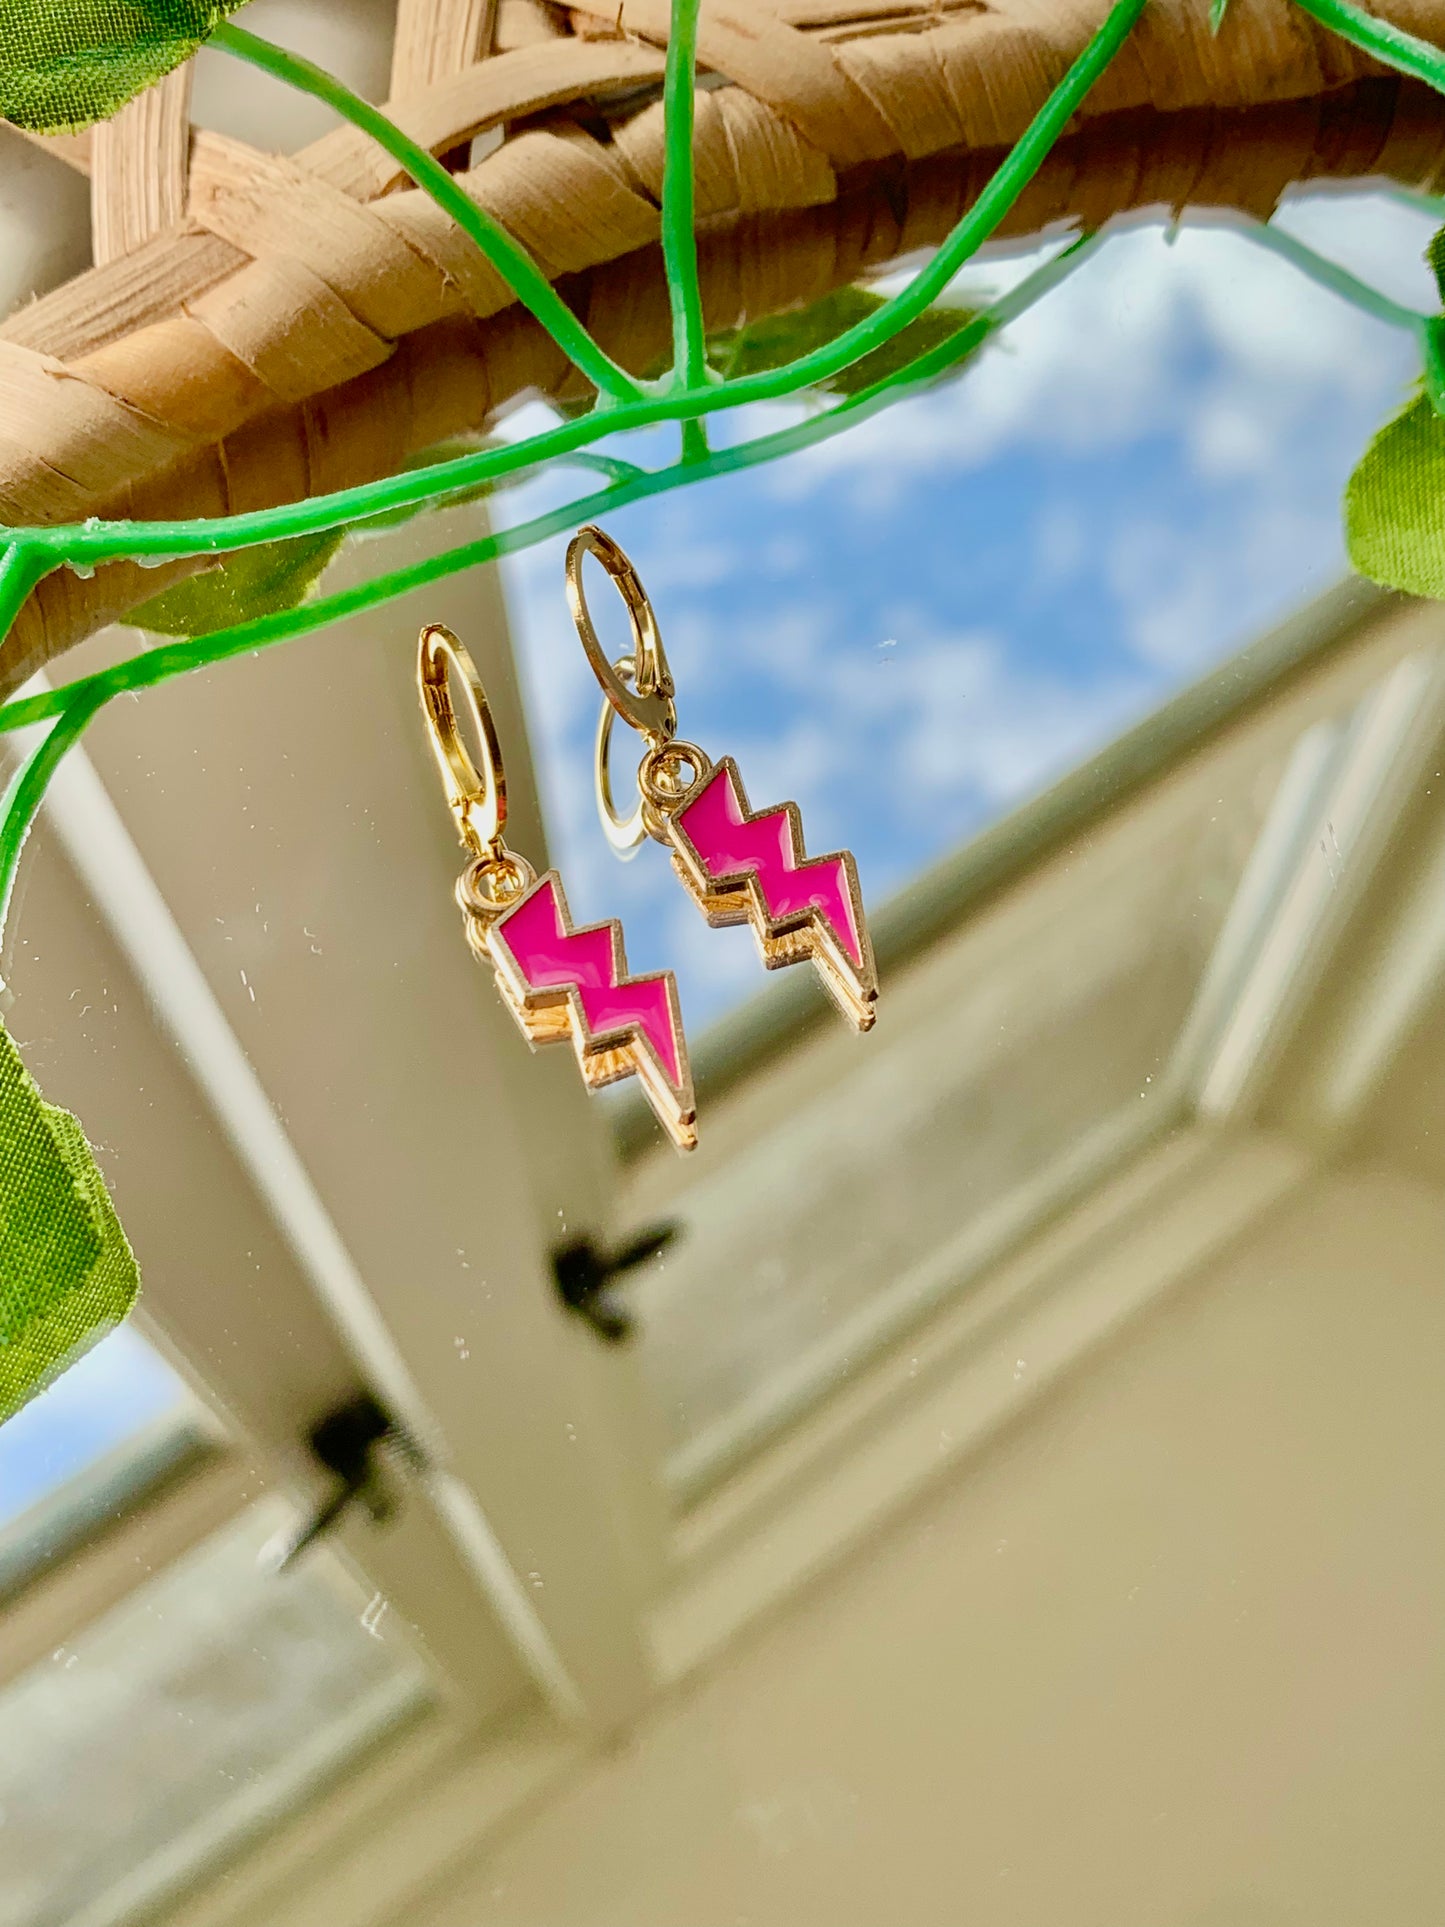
[1281,0,1445,420]
[0,544,47,643]
[6,211,1406,764]
[0,681,108,945]
[659,0,710,396]
[1420,314,1445,417]
[1290,0,1445,96]
[209,22,642,405]
[8,204,1427,765]
[1239,217,1445,421]
[1392,186,1445,220]
[0,0,1150,574]
[0,240,1094,760]
[756,0,1148,384]
[1241,219,1429,331]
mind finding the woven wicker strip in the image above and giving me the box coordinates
[90,63,193,265]
[1,0,1444,689]
[391,0,498,95]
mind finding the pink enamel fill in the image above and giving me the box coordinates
[576,980,679,1084]
[497,876,682,1085]
[678,763,862,966]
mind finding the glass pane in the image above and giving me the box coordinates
[625,693,1306,1493]
[0,1500,432,1927]
[0,1326,192,1532]
[2,7,1445,1911]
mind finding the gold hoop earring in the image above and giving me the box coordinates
[419,623,697,1152]
[568,528,878,1032]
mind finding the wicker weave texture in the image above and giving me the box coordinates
[2,0,1445,684]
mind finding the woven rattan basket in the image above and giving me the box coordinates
[4,0,1445,693]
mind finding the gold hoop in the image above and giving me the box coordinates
[595,657,648,856]
[566,526,677,744]
[417,623,507,855]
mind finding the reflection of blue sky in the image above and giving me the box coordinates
[497,194,1437,1027]
[0,1327,186,1529]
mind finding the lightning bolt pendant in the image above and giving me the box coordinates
[419,618,696,1153]
[465,868,697,1153]
[655,754,878,1033]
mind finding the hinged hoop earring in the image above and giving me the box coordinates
[419,620,510,857]
[418,623,696,1152]
[568,528,878,1032]
[567,525,684,858]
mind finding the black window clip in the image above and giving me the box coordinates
[269,1392,411,1571]
[551,1222,679,1343]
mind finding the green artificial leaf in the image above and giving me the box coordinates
[1208,0,1232,34]
[0,0,251,134]
[1428,225,1445,307]
[1346,391,1445,600]
[1,1020,138,1425]
[132,527,344,639]
[707,285,983,399]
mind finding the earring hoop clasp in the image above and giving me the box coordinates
[570,527,682,856]
[595,657,648,856]
[418,623,507,856]
[567,526,677,744]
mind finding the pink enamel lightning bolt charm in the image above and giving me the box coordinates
[481,871,695,1146]
[570,527,878,1031]
[419,622,697,1152]
[666,755,875,1029]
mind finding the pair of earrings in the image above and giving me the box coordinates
[418,527,877,1153]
